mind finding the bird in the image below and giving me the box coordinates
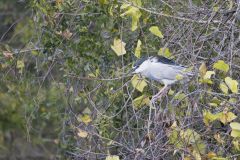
[132,55,192,102]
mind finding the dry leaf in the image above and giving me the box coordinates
[77,128,88,138]
[3,51,13,59]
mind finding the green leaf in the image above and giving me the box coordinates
[219,82,228,94]
[149,26,164,38]
[131,75,147,92]
[133,95,150,109]
[213,60,229,72]
[225,77,238,93]
[105,155,120,160]
[158,48,171,58]
[111,38,126,56]
[134,40,142,58]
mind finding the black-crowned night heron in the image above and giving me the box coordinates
[132,55,192,101]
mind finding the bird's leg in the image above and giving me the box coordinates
[151,85,169,102]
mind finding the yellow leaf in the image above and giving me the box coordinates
[168,89,174,96]
[120,5,141,31]
[228,0,233,10]
[77,129,88,138]
[131,0,142,7]
[173,92,186,101]
[229,98,237,104]
[199,62,207,77]
[192,149,201,160]
[158,48,172,58]
[199,79,213,84]
[131,75,147,92]
[232,140,240,151]
[105,155,120,160]
[230,122,240,138]
[131,10,142,31]
[175,74,183,80]
[203,110,219,126]
[180,129,201,144]
[171,121,177,128]
[99,0,109,5]
[225,77,238,93]
[133,95,150,109]
[230,122,240,131]
[214,134,224,144]
[78,114,92,125]
[204,71,215,79]
[211,97,221,105]
[207,152,217,158]
[231,130,240,138]
[208,103,218,107]
[149,26,164,38]
[111,38,126,56]
[219,82,228,94]
[200,70,215,84]
[219,111,237,125]
[17,60,24,69]
[56,0,63,5]
[213,6,219,12]
[213,60,229,72]
[17,60,25,73]
[134,40,142,58]
[184,156,191,160]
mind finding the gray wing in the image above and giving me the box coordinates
[149,63,186,81]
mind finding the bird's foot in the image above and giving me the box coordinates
[150,94,163,104]
[150,86,169,103]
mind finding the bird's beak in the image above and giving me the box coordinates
[131,67,137,74]
[125,68,136,76]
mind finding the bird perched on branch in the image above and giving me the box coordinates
[132,55,192,101]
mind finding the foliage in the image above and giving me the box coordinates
[0,0,240,159]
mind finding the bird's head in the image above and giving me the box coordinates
[132,56,150,74]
